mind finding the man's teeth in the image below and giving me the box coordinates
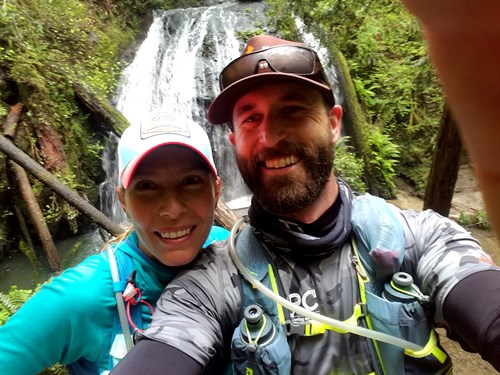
[160,228,191,239]
[265,156,298,169]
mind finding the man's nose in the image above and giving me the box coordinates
[260,116,286,147]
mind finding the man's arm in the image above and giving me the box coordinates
[400,0,500,238]
[442,270,500,372]
[110,340,203,375]
[398,208,500,370]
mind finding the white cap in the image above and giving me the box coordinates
[118,111,217,188]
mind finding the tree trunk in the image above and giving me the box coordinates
[14,204,36,255]
[423,105,463,216]
[33,119,68,173]
[0,133,125,236]
[330,50,379,195]
[10,161,61,272]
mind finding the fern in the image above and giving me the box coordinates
[18,240,44,283]
[37,364,69,375]
[0,292,19,316]
[0,286,34,325]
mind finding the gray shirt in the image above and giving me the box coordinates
[139,206,498,374]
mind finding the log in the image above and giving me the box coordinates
[73,82,130,135]
[0,134,125,236]
[3,103,23,138]
[10,161,61,271]
[215,200,240,230]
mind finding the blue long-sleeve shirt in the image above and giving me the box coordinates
[0,226,229,374]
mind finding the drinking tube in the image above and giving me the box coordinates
[228,216,424,352]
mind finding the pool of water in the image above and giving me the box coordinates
[0,230,105,293]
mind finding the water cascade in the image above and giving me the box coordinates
[109,2,277,209]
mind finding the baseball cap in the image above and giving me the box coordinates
[118,111,217,188]
[207,35,335,125]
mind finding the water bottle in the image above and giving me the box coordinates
[231,304,291,375]
[382,272,419,303]
[239,305,276,351]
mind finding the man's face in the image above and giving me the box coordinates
[228,82,342,216]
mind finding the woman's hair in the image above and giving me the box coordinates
[99,225,132,252]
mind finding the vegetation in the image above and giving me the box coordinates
[0,0,207,257]
[458,211,490,231]
[265,0,444,198]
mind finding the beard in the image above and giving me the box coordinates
[236,135,335,216]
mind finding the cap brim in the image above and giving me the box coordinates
[121,142,217,188]
[207,72,334,125]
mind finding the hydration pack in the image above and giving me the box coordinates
[106,245,144,371]
[231,194,452,375]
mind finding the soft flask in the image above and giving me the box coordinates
[231,304,291,375]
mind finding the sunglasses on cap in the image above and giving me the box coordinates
[219,45,329,90]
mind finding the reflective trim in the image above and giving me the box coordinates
[404,330,448,364]
[268,264,286,325]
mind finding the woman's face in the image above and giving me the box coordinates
[118,145,219,266]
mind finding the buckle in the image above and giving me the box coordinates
[284,320,306,336]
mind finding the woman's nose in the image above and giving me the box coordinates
[158,193,187,219]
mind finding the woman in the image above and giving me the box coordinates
[0,111,229,374]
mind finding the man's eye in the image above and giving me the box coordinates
[239,114,261,126]
[282,105,304,115]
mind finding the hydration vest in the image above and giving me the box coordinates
[231,194,452,375]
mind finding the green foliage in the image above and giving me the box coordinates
[18,240,44,284]
[334,137,367,194]
[0,286,34,325]
[367,127,400,198]
[236,29,265,43]
[62,239,84,269]
[458,211,490,230]
[265,0,444,196]
[0,0,136,232]
[37,364,69,375]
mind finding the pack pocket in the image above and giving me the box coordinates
[109,333,129,368]
[231,324,291,375]
[365,289,451,375]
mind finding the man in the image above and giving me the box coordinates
[112,35,500,374]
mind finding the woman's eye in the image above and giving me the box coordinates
[135,180,156,190]
[182,175,204,186]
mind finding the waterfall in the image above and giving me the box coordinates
[98,2,278,222]
[98,1,340,222]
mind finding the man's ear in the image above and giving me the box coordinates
[228,132,235,145]
[329,105,343,143]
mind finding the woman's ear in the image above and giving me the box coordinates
[215,176,222,201]
[116,186,127,212]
